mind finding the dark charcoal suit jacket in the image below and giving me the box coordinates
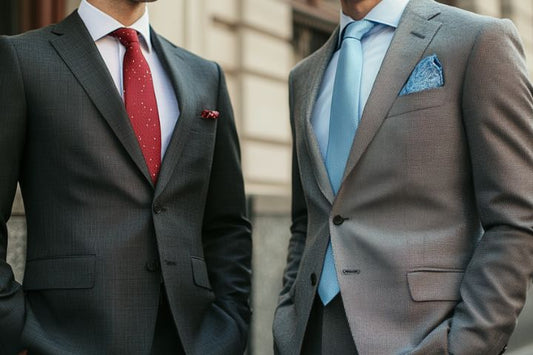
[0,11,252,355]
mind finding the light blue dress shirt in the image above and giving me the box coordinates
[312,0,410,159]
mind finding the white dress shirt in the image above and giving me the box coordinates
[78,0,179,158]
[311,0,410,159]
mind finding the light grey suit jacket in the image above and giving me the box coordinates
[0,11,251,355]
[274,0,533,354]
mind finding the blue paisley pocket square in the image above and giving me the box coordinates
[399,54,444,96]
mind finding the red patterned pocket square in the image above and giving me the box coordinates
[201,109,220,119]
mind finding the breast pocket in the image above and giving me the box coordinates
[387,87,446,118]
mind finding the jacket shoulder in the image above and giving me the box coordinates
[433,0,511,32]
[2,23,56,45]
[433,1,522,54]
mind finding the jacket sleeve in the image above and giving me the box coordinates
[278,72,307,303]
[447,18,533,355]
[0,36,27,355]
[197,63,253,354]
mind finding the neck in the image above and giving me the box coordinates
[87,0,146,26]
[341,0,381,20]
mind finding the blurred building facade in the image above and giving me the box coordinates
[3,0,533,354]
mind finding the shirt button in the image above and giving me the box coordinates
[333,215,345,225]
[310,273,317,286]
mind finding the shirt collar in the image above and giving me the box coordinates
[339,0,410,45]
[78,0,152,52]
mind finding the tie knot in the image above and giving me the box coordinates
[343,20,374,41]
[111,28,139,47]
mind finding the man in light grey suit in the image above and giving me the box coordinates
[273,0,533,354]
[0,0,251,354]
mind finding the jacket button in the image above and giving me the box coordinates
[310,273,317,286]
[333,215,345,225]
[145,260,160,272]
[153,204,163,214]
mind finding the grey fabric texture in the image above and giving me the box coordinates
[0,11,252,355]
[273,0,533,354]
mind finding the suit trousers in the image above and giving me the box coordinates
[301,294,358,355]
[150,286,185,355]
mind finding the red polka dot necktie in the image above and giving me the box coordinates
[111,28,161,184]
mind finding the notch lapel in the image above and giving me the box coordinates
[150,32,197,195]
[297,29,340,204]
[50,12,153,186]
[342,0,442,182]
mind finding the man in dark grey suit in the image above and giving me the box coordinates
[0,0,251,354]
[274,0,533,354]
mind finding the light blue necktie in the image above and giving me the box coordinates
[319,20,375,305]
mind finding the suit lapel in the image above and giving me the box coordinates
[343,0,442,182]
[151,31,197,195]
[298,29,339,204]
[50,12,153,186]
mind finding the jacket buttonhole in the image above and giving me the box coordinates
[342,269,361,275]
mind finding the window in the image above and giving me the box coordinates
[292,0,338,60]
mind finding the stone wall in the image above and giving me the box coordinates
[248,195,291,355]
[6,187,26,283]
